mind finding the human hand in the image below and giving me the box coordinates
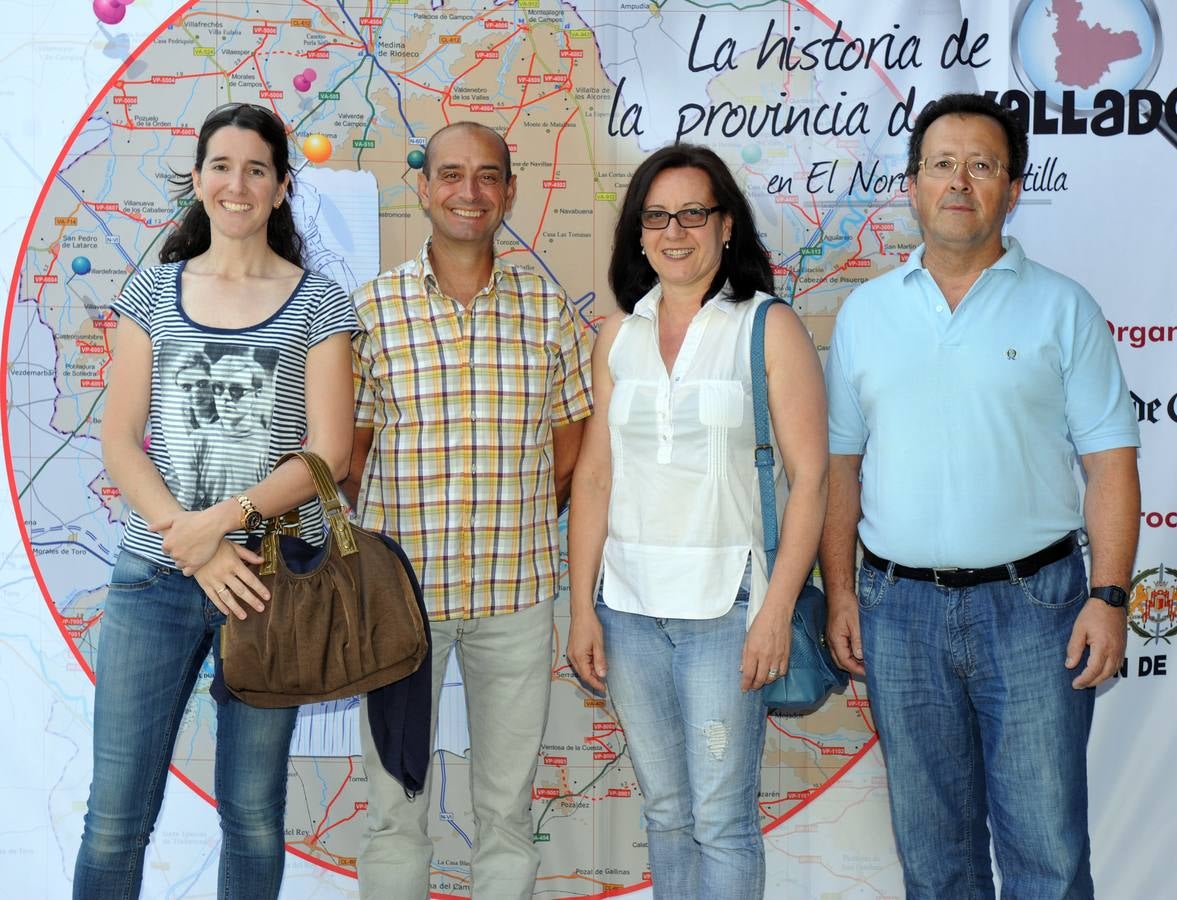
[567,609,608,694]
[1066,598,1127,689]
[825,589,865,676]
[151,506,233,575]
[193,540,269,620]
[741,607,792,692]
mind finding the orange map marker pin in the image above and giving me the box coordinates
[302,133,332,164]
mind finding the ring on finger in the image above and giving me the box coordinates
[216,586,230,594]
[767,668,780,679]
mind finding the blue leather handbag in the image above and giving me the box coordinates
[751,298,849,715]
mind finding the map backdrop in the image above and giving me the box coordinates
[1,1,1173,897]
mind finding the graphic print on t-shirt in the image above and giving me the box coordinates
[157,340,279,511]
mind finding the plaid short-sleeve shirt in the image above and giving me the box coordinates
[352,241,593,620]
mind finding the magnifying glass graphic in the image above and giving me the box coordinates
[1011,0,1175,149]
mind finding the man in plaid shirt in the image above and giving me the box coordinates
[345,121,592,899]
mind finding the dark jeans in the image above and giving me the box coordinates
[73,550,297,899]
[859,545,1095,900]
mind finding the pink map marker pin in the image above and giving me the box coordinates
[93,0,126,26]
[293,74,310,92]
[303,68,317,83]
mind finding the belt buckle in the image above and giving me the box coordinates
[931,567,959,587]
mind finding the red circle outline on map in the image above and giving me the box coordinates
[0,2,879,896]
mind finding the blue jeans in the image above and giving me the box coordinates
[73,550,298,900]
[597,591,767,900]
[859,545,1095,900]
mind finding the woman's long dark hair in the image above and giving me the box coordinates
[608,143,773,312]
[160,103,303,266]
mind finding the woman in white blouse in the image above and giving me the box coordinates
[568,144,827,899]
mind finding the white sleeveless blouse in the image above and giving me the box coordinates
[601,286,787,624]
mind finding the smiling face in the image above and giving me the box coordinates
[639,166,732,302]
[909,113,1021,260]
[418,124,516,252]
[191,125,287,245]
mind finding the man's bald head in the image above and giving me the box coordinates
[422,122,512,180]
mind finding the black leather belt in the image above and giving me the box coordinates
[862,532,1078,589]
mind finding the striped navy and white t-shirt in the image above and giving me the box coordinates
[113,260,358,567]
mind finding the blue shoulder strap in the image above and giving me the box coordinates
[752,296,789,575]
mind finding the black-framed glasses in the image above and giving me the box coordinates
[919,154,1006,180]
[211,381,259,402]
[639,205,723,230]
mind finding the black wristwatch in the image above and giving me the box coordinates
[1090,585,1128,609]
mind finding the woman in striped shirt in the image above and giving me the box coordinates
[73,103,356,900]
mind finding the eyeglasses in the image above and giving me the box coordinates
[211,381,259,402]
[639,205,723,230]
[919,154,1006,180]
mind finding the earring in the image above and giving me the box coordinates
[640,246,646,256]
[273,198,283,209]
[724,240,730,250]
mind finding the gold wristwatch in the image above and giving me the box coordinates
[235,494,263,531]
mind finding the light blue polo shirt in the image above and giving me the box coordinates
[826,237,1139,567]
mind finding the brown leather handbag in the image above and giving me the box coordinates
[220,450,428,708]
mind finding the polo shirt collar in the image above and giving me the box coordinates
[903,235,1026,283]
[990,236,1025,273]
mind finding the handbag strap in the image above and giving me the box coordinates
[752,297,789,575]
[259,450,357,575]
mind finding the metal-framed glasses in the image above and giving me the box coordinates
[639,205,723,230]
[919,154,1006,180]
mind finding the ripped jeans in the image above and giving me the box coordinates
[597,589,767,900]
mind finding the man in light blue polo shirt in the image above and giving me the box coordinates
[819,92,1140,900]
